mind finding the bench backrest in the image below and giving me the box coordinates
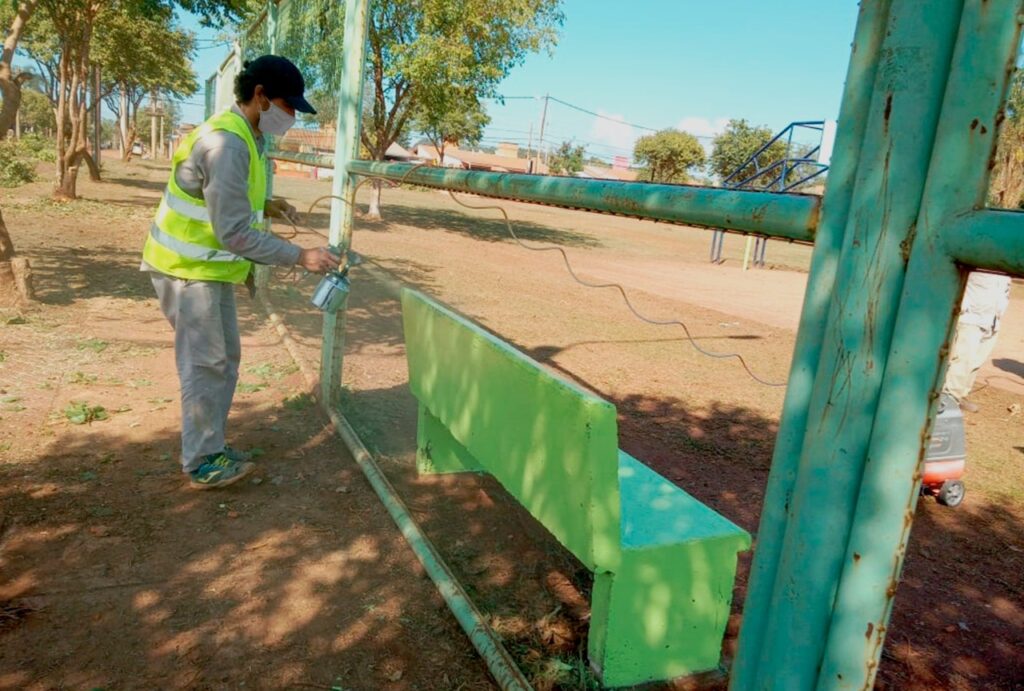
[402,289,622,570]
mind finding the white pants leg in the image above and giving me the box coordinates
[943,322,997,401]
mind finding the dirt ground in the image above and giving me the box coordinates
[1,160,1022,689]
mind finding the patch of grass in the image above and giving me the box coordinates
[76,338,108,353]
[5,316,27,325]
[237,382,267,394]
[246,363,275,379]
[0,351,5,362]
[283,392,314,411]
[127,378,153,388]
[64,401,109,425]
[246,361,300,380]
[69,371,98,385]
[1,396,25,412]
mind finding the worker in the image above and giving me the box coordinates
[141,55,340,489]
[942,271,1012,412]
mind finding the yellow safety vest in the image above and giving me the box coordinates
[142,109,267,284]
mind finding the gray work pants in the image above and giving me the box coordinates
[150,273,241,472]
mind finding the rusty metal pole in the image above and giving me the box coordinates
[748,1,964,687]
[730,2,893,685]
[320,0,369,409]
[820,3,1023,688]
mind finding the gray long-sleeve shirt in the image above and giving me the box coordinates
[143,104,301,271]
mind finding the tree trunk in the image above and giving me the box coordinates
[366,179,383,220]
[0,1,38,137]
[0,207,34,306]
[82,150,100,181]
[118,88,128,157]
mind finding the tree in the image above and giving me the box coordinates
[990,70,1024,209]
[18,0,244,199]
[276,0,563,218]
[708,119,787,187]
[0,1,38,138]
[632,129,704,184]
[96,10,196,161]
[413,87,488,162]
[17,83,53,133]
[548,139,584,175]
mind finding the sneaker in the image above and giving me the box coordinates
[224,445,253,462]
[188,453,254,490]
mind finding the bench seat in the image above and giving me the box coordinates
[403,288,750,686]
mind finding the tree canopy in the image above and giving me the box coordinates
[264,0,563,217]
[548,139,584,175]
[707,119,787,187]
[632,129,705,184]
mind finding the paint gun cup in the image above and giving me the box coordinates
[310,247,361,313]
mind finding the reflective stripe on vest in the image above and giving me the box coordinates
[148,224,244,262]
[159,192,265,225]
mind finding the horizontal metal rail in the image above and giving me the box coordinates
[345,160,820,242]
[269,149,336,168]
[942,208,1024,276]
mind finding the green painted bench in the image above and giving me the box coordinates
[401,288,751,687]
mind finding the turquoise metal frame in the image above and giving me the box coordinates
[253,0,1024,687]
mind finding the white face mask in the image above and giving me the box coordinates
[258,97,295,136]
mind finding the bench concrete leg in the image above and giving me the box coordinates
[416,404,483,474]
[588,539,742,687]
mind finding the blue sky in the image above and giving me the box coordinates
[179,1,860,161]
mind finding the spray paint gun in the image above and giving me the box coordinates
[311,248,363,313]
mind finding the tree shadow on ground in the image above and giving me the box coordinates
[0,397,495,690]
[30,246,155,305]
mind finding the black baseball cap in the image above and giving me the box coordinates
[244,55,317,115]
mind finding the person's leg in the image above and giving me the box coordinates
[151,274,231,473]
[943,322,985,402]
[219,284,241,437]
[963,326,999,395]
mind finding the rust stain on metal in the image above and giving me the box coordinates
[853,552,861,563]
[865,622,874,639]
[883,93,894,131]
[970,118,979,130]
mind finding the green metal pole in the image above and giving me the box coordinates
[819,3,1023,688]
[320,0,369,410]
[943,208,1024,275]
[751,2,963,687]
[347,160,821,243]
[254,0,279,294]
[730,2,892,686]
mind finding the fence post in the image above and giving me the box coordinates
[320,0,370,409]
[819,3,1022,687]
[745,2,964,686]
[731,2,892,684]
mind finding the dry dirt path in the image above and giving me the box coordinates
[0,162,494,691]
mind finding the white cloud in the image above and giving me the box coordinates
[675,116,730,140]
[588,111,637,153]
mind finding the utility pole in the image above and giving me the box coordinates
[526,122,533,173]
[159,112,165,159]
[536,93,549,171]
[14,109,20,139]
